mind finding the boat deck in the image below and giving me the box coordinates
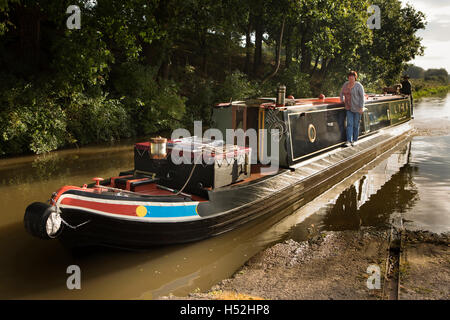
[288,123,412,177]
[198,122,413,218]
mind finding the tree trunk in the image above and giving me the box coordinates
[300,45,312,74]
[311,55,320,75]
[17,4,41,70]
[159,55,171,80]
[244,22,252,75]
[299,27,311,73]
[253,18,263,76]
[198,31,208,76]
[283,25,292,69]
[228,31,232,73]
[274,39,279,66]
[285,35,292,69]
[262,18,285,84]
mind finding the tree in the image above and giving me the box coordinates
[360,0,426,86]
[0,0,429,156]
[405,64,425,79]
[424,68,449,84]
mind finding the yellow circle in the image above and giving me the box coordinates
[136,206,148,217]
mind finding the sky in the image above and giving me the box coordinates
[401,0,450,72]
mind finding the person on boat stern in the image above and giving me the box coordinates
[400,74,413,117]
[340,71,365,147]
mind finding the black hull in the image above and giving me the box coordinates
[59,122,412,249]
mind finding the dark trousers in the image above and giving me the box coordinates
[346,110,361,143]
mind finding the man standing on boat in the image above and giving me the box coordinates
[400,75,414,117]
[340,71,365,147]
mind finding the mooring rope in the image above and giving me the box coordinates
[176,162,197,195]
[60,216,91,230]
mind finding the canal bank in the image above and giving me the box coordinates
[1,95,449,300]
[176,229,449,300]
[167,94,450,300]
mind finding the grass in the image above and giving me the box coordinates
[411,79,450,99]
[413,85,450,99]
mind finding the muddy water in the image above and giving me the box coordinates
[0,95,449,299]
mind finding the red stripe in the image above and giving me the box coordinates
[61,197,137,216]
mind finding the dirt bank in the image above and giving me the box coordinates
[399,231,450,299]
[201,229,389,300]
[163,229,449,300]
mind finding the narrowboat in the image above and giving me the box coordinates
[24,87,413,249]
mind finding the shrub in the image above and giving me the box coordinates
[0,83,68,155]
[112,62,186,136]
[183,77,216,124]
[215,70,258,103]
[276,64,312,98]
[65,93,131,146]
[177,64,216,126]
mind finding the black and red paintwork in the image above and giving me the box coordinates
[24,94,412,249]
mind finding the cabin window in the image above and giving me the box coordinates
[232,106,260,148]
[233,106,245,130]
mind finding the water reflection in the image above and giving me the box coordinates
[286,141,420,241]
[0,145,134,228]
[322,161,418,231]
[0,146,134,187]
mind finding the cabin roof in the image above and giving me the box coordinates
[214,94,407,110]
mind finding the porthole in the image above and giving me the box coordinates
[308,124,317,143]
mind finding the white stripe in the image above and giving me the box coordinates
[56,193,199,207]
[56,193,202,223]
[59,204,202,223]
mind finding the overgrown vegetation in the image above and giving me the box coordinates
[405,64,450,99]
[412,83,450,99]
[0,0,427,155]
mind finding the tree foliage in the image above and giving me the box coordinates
[0,0,427,155]
[424,68,449,84]
[405,64,425,79]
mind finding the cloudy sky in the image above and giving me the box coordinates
[401,0,450,71]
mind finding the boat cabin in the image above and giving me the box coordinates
[211,91,411,168]
[130,88,411,198]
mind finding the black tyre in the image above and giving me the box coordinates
[24,202,63,239]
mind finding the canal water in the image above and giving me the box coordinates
[0,94,449,299]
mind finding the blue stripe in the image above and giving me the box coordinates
[144,205,198,218]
